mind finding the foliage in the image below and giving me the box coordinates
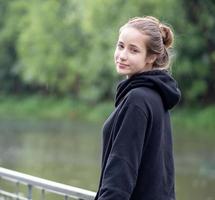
[0,0,26,93]
[0,95,215,136]
[16,0,90,95]
[173,0,215,105]
[172,105,215,136]
[0,95,113,122]
[0,0,214,105]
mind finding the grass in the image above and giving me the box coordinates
[0,95,113,122]
[172,106,215,136]
[0,95,214,136]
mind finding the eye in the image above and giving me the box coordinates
[130,48,139,53]
[117,43,124,50]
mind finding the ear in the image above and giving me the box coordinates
[146,54,157,64]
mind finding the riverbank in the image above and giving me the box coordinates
[172,106,215,136]
[0,95,214,136]
[0,95,113,121]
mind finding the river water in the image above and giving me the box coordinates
[0,118,214,199]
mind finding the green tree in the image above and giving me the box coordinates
[173,0,215,105]
[1,0,214,106]
[16,0,89,96]
[0,0,28,93]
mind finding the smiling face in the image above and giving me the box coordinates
[114,27,155,77]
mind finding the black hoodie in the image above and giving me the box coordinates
[95,70,181,200]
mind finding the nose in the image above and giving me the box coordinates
[119,49,127,61]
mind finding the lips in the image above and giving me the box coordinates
[117,62,129,69]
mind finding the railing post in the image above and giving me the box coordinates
[41,189,45,200]
[16,181,20,200]
[27,184,32,200]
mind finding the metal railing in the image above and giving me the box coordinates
[0,167,96,200]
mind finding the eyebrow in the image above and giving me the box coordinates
[118,41,140,49]
[129,44,140,49]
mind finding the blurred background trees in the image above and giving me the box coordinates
[1,2,214,198]
[0,0,214,106]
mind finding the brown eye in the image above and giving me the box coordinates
[130,48,139,53]
[117,43,124,49]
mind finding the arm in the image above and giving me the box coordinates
[97,104,148,200]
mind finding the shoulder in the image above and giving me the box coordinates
[124,87,163,115]
[127,87,160,105]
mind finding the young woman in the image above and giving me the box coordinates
[95,16,181,200]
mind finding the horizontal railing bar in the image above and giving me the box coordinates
[0,189,28,200]
[0,167,96,200]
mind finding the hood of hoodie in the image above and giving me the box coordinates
[115,70,181,110]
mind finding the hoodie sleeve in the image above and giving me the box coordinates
[97,103,148,200]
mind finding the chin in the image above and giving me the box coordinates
[116,68,130,76]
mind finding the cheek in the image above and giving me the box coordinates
[114,49,119,62]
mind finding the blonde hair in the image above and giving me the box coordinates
[120,16,174,70]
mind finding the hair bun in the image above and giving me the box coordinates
[159,25,174,48]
